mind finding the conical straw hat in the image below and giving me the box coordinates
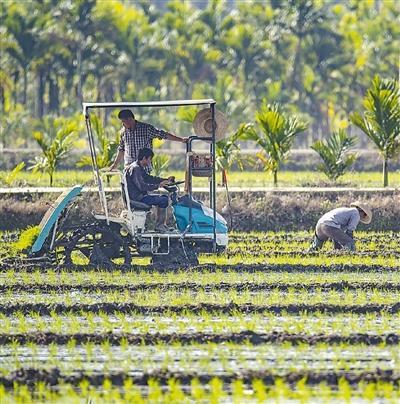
[350,201,372,224]
[193,108,228,141]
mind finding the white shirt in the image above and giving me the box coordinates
[317,207,360,231]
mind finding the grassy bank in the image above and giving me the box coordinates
[1,169,399,188]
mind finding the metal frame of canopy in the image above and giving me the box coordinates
[83,99,219,251]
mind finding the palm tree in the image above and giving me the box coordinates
[280,0,329,93]
[2,3,39,105]
[0,52,14,112]
[30,116,78,186]
[216,124,248,186]
[221,22,265,84]
[0,107,29,151]
[245,103,308,186]
[350,76,400,187]
[157,0,209,97]
[311,130,357,182]
[93,0,154,98]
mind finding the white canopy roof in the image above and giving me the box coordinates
[83,99,216,115]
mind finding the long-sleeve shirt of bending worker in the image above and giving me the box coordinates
[124,162,165,202]
[317,207,360,232]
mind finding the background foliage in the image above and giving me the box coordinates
[1,0,399,150]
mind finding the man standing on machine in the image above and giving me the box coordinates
[109,109,187,170]
[125,148,175,232]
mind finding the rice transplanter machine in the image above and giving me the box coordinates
[27,99,229,268]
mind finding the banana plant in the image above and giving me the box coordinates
[311,130,357,182]
[29,116,78,186]
[176,106,198,124]
[215,124,250,228]
[350,76,400,187]
[151,137,171,177]
[77,115,120,171]
[0,162,25,187]
[244,103,308,186]
[152,154,171,177]
[216,124,249,186]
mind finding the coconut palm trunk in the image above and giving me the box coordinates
[383,157,388,187]
[273,170,278,187]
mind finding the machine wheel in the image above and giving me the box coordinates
[56,222,132,268]
[151,240,199,270]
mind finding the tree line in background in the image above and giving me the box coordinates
[1,75,398,187]
[0,0,399,187]
[1,0,399,143]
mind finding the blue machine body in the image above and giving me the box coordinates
[30,185,83,254]
[173,196,228,234]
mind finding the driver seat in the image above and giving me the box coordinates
[122,200,151,232]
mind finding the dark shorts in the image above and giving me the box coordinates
[316,223,354,247]
[141,194,169,208]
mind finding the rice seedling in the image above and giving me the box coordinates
[0,230,398,399]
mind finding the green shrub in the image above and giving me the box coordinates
[30,116,78,186]
[0,162,25,187]
[14,225,41,251]
[311,130,357,182]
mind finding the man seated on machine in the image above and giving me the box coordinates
[124,147,175,232]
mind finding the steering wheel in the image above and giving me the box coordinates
[163,180,184,193]
[167,180,185,186]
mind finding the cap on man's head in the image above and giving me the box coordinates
[118,109,134,119]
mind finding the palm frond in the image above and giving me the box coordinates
[350,75,400,159]
[250,102,308,183]
[152,154,171,177]
[311,129,357,181]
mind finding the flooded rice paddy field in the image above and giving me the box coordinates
[0,231,399,401]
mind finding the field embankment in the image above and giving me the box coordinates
[0,187,398,231]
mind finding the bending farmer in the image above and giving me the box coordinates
[124,148,174,232]
[309,202,372,252]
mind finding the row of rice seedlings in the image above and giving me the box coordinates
[4,339,398,361]
[2,287,399,306]
[230,230,400,243]
[209,253,400,267]
[231,231,400,248]
[3,286,400,306]
[229,238,400,254]
[228,235,399,249]
[0,254,400,272]
[1,230,396,254]
[2,378,399,403]
[228,245,400,258]
[2,245,398,272]
[3,229,395,245]
[2,310,399,337]
[1,230,397,264]
[2,342,398,376]
[1,349,397,384]
[3,267,400,286]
